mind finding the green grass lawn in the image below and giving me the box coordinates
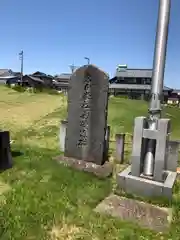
[0,86,180,239]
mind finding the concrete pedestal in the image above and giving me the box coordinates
[116,117,177,200]
[117,166,177,199]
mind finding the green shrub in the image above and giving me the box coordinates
[12,85,26,92]
[41,88,59,95]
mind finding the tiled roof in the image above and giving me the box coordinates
[109,83,172,92]
[0,69,14,77]
[32,71,53,78]
[0,69,8,74]
[168,97,179,100]
[0,76,17,79]
[172,89,180,94]
[13,72,21,77]
[23,75,44,83]
[164,86,173,91]
[55,73,71,79]
[29,76,44,83]
[116,69,152,78]
[32,71,47,76]
[53,80,68,87]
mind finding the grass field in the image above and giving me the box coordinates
[0,85,180,239]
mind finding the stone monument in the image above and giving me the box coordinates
[64,64,109,165]
[0,131,13,170]
[117,0,177,199]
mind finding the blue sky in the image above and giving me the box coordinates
[0,0,180,87]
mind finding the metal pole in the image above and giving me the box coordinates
[143,0,171,176]
[69,64,75,73]
[84,57,90,65]
[19,50,23,85]
[149,0,171,118]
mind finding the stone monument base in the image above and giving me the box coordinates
[94,194,172,232]
[117,166,177,200]
[53,156,113,179]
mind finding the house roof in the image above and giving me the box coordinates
[53,80,69,87]
[109,83,172,92]
[115,68,152,78]
[164,86,173,91]
[32,71,53,78]
[0,69,21,80]
[13,72,21,77]
[0,69,15,77]
[172,89,180,94]
[55,73,71,80]
[23,75,44,83]
[0,76,18,79]
[168,97,179,100]
[32,71,47,76]
[30,76,44,83]
[0,69,12,74]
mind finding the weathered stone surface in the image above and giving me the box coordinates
[115,133,125,164]
[94,194,172,232]
[165,140,179,172]
[54,156,113,178]
[65,65,109,165]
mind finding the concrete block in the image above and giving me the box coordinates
[117,166,176,200]
[154,119,170,182]
[143,129,158,139]
[163,171,177,198]
[94,194,171,232]
[125,174,163,198]
[131,117,147,176]
[117,166,131,190]
[131,156,143,175]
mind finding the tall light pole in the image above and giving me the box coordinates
[19,50,24,85]
[69,64,78,73]
[143,0,171,176]
[84,57,90,65]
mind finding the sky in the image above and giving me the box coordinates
[0,0,180,88]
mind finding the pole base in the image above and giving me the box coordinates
[117,166,177,200]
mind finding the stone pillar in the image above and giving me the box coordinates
[165,140,179,172]
[65,65,109,165]
[131,117,147,176]
[153,119,170,182]
[141,93,145,100]
[103,126,110,162]
[59,120,68,152]
[0,131,13,170]
[115,133,125,164]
